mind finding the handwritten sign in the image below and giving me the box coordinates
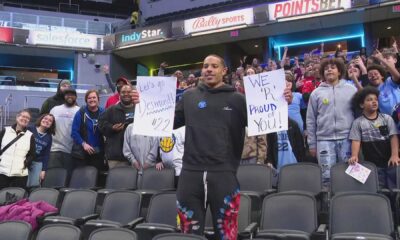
[345,163,371,184]
[243,69,288,136]
[133,76,177,137]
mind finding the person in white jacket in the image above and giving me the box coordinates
[307,58,357,184]
[156,126,185,181]
[0,109,36,189]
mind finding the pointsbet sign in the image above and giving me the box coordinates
[115,23,171,48]
[268,0,351,20]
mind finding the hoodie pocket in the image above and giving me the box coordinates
[185,125,229,164]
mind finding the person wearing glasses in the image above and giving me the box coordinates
[71,89,106,171]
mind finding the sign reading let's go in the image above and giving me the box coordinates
[115,23,171,48]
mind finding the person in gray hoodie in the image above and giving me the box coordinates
[122,122,158,174]
[306,58,357,183]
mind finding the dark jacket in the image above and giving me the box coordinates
[40,81,66,114]
[174,83,247,172]
[266,118,305,168]
[98,102,134,162]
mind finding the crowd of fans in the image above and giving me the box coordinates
[0,39,399,240]
[0,39,399,194]
[158,39,400,187]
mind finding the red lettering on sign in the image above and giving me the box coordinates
[283,3,291,16]
[304,0,311,13]
[191,14,247,30]
[0,27,13,43]
[311,0,320,11]
[294,1,303,15]
[272,0,345,19]
[274,4,283,18]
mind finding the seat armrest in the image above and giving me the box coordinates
[123,217,145,229]
[90,187,102,191]
[135,190,159,194]
[97,189,114,195]
[316,224,327,233]
[264,189,277,195]
[59,188,73,193]
[76,214,100,225]
[161,188,176,191]
[241,222,258,236]
[37,212,58,225]
[391,188,400,193]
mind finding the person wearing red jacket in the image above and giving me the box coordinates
[104,76,130,109]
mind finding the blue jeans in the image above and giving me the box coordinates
[27,161,42,187]
[317,139,351,184]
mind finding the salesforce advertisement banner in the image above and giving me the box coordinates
[115,23,171,48]
[27,30,102,50]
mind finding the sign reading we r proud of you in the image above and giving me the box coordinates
[243,69,288,136]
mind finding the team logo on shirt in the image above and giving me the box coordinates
[160,134,176,153]
[322,98,329,105]
[198,101,207,109]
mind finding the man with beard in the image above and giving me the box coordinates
[99,84,135,168]
[132,54,292,240]
[40,80,72,114]
[48,88,80,176]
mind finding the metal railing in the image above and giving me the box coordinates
[0,11,113,35]
[24,92,113,111]
[4,93,12,124]
[0,105,4,129]
[24,95,48,109]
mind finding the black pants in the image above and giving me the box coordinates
[48,151,75,179]
[177,170,240,240]
[0,174,27,190]
[75,152,108,172]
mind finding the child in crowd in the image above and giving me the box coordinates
[307,58,357,183]
[266,118,305,172]
[156,126,185,186]
[286,71,305,134]
[349,87,400,188]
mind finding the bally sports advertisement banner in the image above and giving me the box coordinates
[268,0,351,20]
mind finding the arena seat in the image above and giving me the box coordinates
[82,190,141,239]
[0,221,31,240]
[133,192,178,239]
[36,224,81,240]
[330,192,395,240]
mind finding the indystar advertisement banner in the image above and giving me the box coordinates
[268,0,351,20]
[184,8,254,35]
[28,30,101,50]
[115,23,171,48]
